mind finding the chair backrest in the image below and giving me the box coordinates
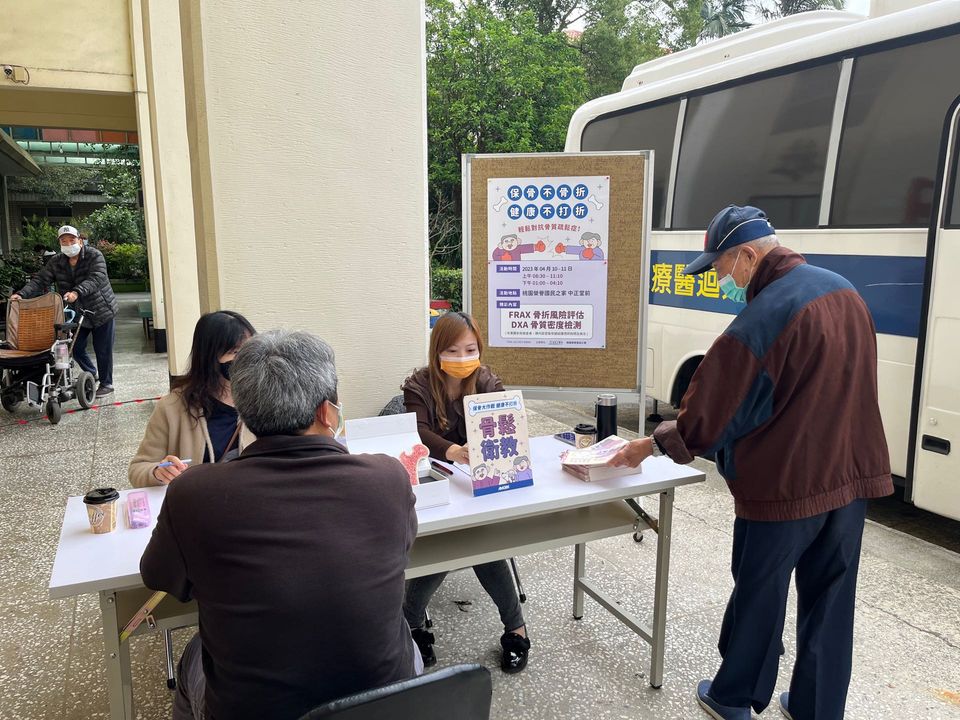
[378,394,407,417]
[297,664,492,720]
[5,293,63,351]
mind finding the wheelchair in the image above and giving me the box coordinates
[0,293,97,425]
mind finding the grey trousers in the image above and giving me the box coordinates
[403,560,525,632]
[172,631,424,720]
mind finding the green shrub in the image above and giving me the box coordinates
[83,204,143,245]
[431,266,463,311]
[21,215,59,251]
[100,242,148,280]
[0,250,46,296]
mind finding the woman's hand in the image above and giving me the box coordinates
[63,291,78,303]
[607,437,653,468]
[153,455,189,484]
[445,444,471,465]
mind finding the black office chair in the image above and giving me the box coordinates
[297,663,492,720]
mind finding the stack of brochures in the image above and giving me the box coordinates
[560,435,637,482]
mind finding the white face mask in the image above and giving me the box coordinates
[61,243,81,258]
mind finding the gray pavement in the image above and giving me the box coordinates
[0,297,958,718]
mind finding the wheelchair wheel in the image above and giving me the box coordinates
[46,398,62,425]
[0,390,17,413]
[74,371,96,409]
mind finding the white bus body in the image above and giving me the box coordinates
[565,0,960,520]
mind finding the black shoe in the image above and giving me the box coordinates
[500,631,530,674]
[411,627,437,667]
[95,384,114,399]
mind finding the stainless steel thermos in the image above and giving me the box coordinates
[595,393,618,441]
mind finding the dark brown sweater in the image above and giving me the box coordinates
[402,366,504,459]
[654,247,893,521]
[140,434,417,720]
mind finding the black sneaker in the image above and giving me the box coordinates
[411,627,437,667]
[95,384,114,398]
[500,631,530,674]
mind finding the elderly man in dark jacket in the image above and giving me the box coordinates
[11,225,119,397]
[612,206,893,720]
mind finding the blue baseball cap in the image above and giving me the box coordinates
[683,205,776,275]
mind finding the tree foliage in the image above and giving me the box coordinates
[8,165,95,204]
[82,205,144,245]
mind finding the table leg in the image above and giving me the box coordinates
[649,488,675,689]
[100,590,135,720]
[573,542,586,620]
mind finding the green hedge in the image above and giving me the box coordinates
[430,266,462,311]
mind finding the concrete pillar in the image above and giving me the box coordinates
[134,0,202,374]
[177,0,430,417]
[128,0,167,352]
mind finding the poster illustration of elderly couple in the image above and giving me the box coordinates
[487,175,611,350]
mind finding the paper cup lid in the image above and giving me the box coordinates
[83,488,120,505]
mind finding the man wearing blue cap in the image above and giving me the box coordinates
[611,205,893,720]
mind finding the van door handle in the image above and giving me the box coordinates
[921,435,951,455]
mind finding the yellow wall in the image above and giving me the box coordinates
[182,0,430,417]
[0,0,133,93]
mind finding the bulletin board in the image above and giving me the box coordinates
[463,152,650,399]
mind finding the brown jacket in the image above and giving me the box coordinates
[402,366,504,459]
[654,247,893,521]
[140,434,417,720]
[128,390,247,487]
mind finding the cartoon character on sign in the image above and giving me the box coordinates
[492,234,546,262]
[472,464,500,490]
[555,232,604,261]
[512,456,533,483]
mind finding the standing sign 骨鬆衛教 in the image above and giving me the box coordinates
[487,177,611,349]
[463,390,533,497]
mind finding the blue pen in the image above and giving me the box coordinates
[157,458,192,468]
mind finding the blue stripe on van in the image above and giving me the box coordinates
[648,250,925,338]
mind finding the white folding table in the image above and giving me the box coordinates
[50,435,704,720]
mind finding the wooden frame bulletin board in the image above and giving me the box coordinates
[463,152,652,410]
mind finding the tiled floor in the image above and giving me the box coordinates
[1,298,958,719]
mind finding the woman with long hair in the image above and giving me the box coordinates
[129,310,256,487]
[401,312,530,673]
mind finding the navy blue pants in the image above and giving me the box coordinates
[73,317,115,387]
[710,500,867,719]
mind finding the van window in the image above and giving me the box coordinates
[581,101,680,229]
[832,33,960,227]
[672,63,840,230]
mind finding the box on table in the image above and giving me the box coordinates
[345,413,451,509]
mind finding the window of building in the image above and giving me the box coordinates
[580,101,680,229]
[672,63,840,230]
[832,32,960,227]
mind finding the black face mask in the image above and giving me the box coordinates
[219,361,233,381]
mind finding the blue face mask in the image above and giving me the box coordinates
[718,250,749,304]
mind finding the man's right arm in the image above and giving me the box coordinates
[17,260,56,298]
[140,490,193,602]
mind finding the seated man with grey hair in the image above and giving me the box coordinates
[141,330,419,720]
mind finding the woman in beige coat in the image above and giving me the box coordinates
[129,311,256,487]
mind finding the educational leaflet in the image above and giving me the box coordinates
[486,176,611,349]
[463,390,534,497]
[560,435,635,482]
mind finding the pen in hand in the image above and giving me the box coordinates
[157,458,192,468]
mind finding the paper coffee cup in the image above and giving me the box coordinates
[83,488,120,534]
[574,423,597,449]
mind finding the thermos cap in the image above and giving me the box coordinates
[596,393,617,406]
